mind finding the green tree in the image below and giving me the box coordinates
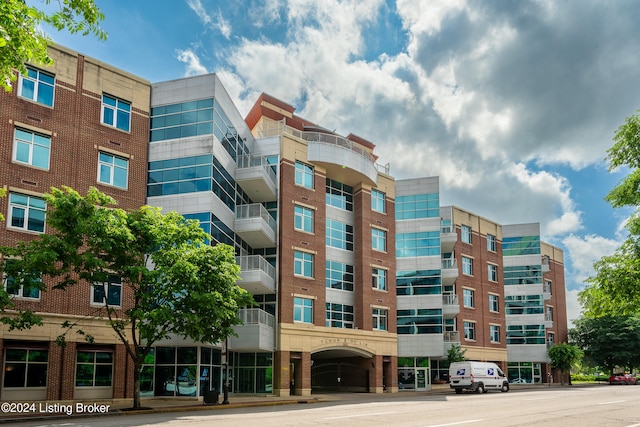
[570,315,640,374]
[548,343,583,385]
[0,186,254,409]
[0,0,106,91]
[447,343,467,363]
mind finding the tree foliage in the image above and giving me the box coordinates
[569,315,640,374]
[0,0,106,91]
[0,186,254,408]
[548,343,583,385]
[447,343,467,363]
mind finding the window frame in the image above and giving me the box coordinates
[294,161,314,189]
[293,297,313,323]
[461,256,473,276]
[487,263,498,282]
[372,308,388,331]
[3,263,42,300]
[372,267,387,291]
[13,127,51,170]
[489,294,499,313]
[91,275,123,308]
[325,302,354,328]
[487,233,496,252]
[18,66,55,107]
[372,228,387,252]
[75,350,114,387]
[8,193,46,233]
[463,288,475,308]
[326,219,354,251]
[3,348,48,388]
[294,205,314,233]
[371,189,386,213]
[325,260,354,291]
[293,250,314,278]
[490,324,500,343]
[461,224,472,244]
[98,152,129,189]
[463,321,476,341]
[101,94,131,132]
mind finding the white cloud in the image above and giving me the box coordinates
[176,49,208,77]
[186,0,231,38]
[186,0,212,26]
[562,234,620,285]
[565,289,582,328]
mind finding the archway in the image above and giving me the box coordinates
[311,348,373,393]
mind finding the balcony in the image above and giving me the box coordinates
[228,308,275,352]
[440,225,457,253]
[442,293,460,318]
[441,258,458,286]
[443,331,461,354]
[235,154,277,203]
[543,282,552,300]
[542,255,550,273]
[236,255,276,295]
[234,203,276,248]
[545,313,554,329]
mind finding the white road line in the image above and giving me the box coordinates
[598,400,626,405]
[323,411,397,420]
[425,420,484,427]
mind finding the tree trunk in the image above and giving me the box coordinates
[133,359,142,409]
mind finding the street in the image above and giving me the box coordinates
[12,385,640,427]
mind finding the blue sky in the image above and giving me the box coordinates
[35,0,640,325]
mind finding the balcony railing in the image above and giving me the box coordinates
[442,258,457,269]
[235,203,277,232]
[236,154,277,183]
[443,294,459,305]
[236,255,276,281]
[237,308,275,329]
[444,331,460,342]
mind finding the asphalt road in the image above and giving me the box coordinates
[12,385,640,427]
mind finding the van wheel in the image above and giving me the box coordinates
[455,389,462,394]
[501,383,509,392]
[476,384,485,394]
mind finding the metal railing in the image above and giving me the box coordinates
[237,308,275,329]
[235,204,277,232]
[236,255,276,281]
[443,294,459,305]
[442,258,457,269]
[236,154,277,184]
[443,331,460,342]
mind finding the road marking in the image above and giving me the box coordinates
[425,420,484,427]
[624,423,640,427]
[598,400,626,405]
[324,411,396,420]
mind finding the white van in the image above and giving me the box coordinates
[449,361,509,394]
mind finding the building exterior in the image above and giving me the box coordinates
[0,44,150,401]
[0,45,569,402]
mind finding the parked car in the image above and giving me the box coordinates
[609,373,638,385]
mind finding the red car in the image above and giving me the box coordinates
[609,373,638,385]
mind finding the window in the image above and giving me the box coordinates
[326,179,353,211]
[462,256,473,276]
[463,288,474,308]
[98,152,129,189]
[8,193,46,233]
[102,94,131,132]
[372,228,387,252]
[294,161,314,189]
[4,262,41,300]
[463,321,476,340]
[294,205,314,233]
[372,268,387,291]
[502,235,541,256]
[397,308,442,334]
[544,279,552,295]
[293,297,313,323]
[507,324,545,345]
[75,350,113,387]
[505,295,544,315]
[326,219,354,250]
[395,193,439,219]
[372,308,388,331]
[461,225,472,244]
[547,332,555,344]
[294,251,314,278]
[3,348,48,388]
[487,234,496,252]
[13,128,51,169]
[326,260,354,291]
[488,264,498,282]
[326,303,354,328]
[396,231,440,257]
[18,66,55,107]
[490,325,500,343]
[546,306,554,321]
[371,189,386,213]
[396,269,441,295]
[489,294,499,313]
[92,275,122,307]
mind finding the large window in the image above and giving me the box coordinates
[489,294,499,313]
[295,161,314,189]
[372,267,387,291]
[396,231,440,257]
[326,179,353,211]
[504,265,542,285]
[371,189,386,213]
[462,256,473,276]
[13,128,51,169]
[325,303,354,328]
[294,251,314,278]
[395,193,439,219]
[490,325,500,343]
[98,152,129,189]
[505,295,544,315]
[488,264,498,282]
[326,219,353,250]
[75,350,113,387]
[397,309,442,334]
[502,236,541,256]
[507,324,545,345]
[3,348,48,388]
[326,260,354,291]
[487,234,496,252]
[18,66,54,107]
[372,308,388,331]
[101,94,131,132]
[4,261,41,300]
[463,288,474,308]
[294,205,314,233]
[293,297,313,323]
[463,321,476,340]
[8,193,46,233]
[92,275,122,307]
[396,269,441,295]
[372,228,387,252]
[461,225,472,244]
